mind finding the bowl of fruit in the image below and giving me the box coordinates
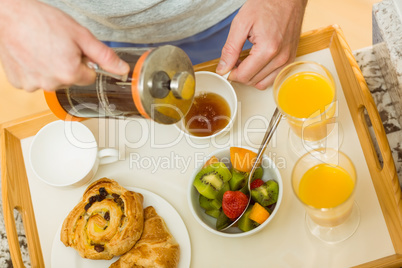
[188,146,283,237]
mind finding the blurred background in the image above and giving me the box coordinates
[0,0,380,125]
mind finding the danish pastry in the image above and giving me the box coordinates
[61,178,144,260]
[110,206,180,268]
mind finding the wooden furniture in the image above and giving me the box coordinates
[2,25,401,267]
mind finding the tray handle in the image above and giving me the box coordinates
[355,70,400,202]
[354,69,402,254]
[1,114,54,267]
[332,25,402,253]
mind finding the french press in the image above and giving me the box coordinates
[44,45,195,124]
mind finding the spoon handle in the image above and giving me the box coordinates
[248,107,283,184]
[220,108,283,231]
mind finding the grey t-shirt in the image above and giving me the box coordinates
[41,0,246,43]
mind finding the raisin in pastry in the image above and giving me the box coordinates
[61,178,144,260]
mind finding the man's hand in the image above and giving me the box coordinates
[0,0,129,92]
[216,0,307,90]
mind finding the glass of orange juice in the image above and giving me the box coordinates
[273,61,342,155]
[292,149,360,244]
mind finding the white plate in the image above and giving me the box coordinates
[51,187,191,268]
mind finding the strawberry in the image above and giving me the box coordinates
[222,191,249,220]
[250,179,264,190]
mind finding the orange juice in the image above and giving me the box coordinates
[291,149,359,237]
[298,163,355,227]
[277,71,336,141]
[299,163,354,209]
[278,71,335,118]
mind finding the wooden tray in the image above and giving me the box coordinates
[2,25,401,267]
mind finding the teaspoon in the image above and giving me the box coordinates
[220,107,283,231]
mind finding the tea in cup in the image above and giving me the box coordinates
[175,71,237,140]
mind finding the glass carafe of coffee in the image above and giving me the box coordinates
[44,45,195,124]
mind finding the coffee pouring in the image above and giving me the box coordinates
[44,45,195,124]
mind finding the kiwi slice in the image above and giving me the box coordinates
[234,167,263,194]
[216,210,232,230]
[238,206,259,232]
[267,203,276,213]
[193,162,232,199]
[252,166,264,180]
[199,195,221,210]
[216,182,230,203]
[239,182,250,195]
[205,209,221,219]
[229,168,248,191]
[251,180,279,206]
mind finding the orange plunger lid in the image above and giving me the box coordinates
[131,50,151,119]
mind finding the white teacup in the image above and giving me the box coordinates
[29,120,119,187]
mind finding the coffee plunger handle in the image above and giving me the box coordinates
[84,58,129,82]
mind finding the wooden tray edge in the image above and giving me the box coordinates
[329,25,402,255]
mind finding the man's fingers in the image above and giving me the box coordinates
[254,67,283,90]
[229,41,278,85]
[78,31,129,76]
[216,17,249,75]
[73,62,97,86]
[248,47,293,87]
